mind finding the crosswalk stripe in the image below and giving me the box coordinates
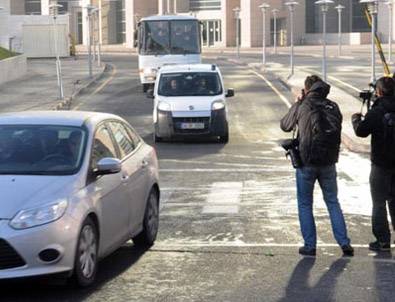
[202,182,243,214]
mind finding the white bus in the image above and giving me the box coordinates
[136,15,202,92]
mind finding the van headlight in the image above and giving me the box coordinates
[158,101,171,111]
[212,101,225,110]
[10,199,68,230]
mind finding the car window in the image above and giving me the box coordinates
[91,125,117,169]
[124,123,141,146]
[109,122,135,159]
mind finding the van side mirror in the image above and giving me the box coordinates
[226,88,235,98]
[146,89,155,99]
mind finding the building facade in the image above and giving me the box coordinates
[6,0,395,48]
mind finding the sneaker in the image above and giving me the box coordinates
[369,241,391,252]
[341,244,354,257]
[299,246,316,256]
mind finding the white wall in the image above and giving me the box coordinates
[0,55,27,85]
[7,15,69,56]
[0,0,11,49]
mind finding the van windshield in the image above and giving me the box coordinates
[158,72,223,97]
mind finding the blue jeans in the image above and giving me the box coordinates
[296,165,350,249]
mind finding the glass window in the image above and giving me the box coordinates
[158,72,223,97]
[91,125,117,169]
[170,21,201,54]
[141,21,170,55]
[190,0,221,11]
[109,122,135,159]
[0,125,86,175]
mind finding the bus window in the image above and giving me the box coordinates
[170,21,200,55]
[142,21,170,55]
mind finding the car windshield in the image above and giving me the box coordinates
[158,72,223,97]
[0,125,87,175]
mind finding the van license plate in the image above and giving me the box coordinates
[180,123,205,129]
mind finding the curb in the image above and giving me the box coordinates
[53,63,110,111]
[219,56,370,154]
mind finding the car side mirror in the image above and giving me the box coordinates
[146,89,155,99]
[95,158,122,176]
[226,88,235,98]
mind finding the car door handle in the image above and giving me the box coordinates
[141,160,149,168]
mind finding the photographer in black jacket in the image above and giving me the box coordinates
[352,76,395,252]
[281,75,353,257]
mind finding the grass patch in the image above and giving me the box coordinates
[0,47,16,60]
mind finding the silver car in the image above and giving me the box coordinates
[0,111,160,286]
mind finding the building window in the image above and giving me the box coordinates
[25,0,41,15]
[190,0,221,11]
[201,20,221,47]
[352,0,369,32]
[116,0,126,43]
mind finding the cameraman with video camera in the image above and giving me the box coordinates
[281,75,353,257]
[352,76,395,252]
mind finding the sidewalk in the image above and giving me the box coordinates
[0,57,105,112]
[223,56,371,154]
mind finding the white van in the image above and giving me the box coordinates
[148,64,234,143]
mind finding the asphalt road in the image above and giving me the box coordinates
[2,54,395,302]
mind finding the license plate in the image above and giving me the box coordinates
[180,122,205,129]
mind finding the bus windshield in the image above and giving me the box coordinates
[139,20,201,56]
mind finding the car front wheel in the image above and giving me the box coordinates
[133,188,159,248]
[72,217,98,287]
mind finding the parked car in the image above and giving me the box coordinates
[0,111,160,287]
[149,64,234,143]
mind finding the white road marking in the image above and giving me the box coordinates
[160,167,291,173]
[202,182,243,214]
[250,70,291,108]
[159,191,172,211]
[154,242,366,248]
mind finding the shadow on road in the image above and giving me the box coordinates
[278,257,350,302]
[0,243,147,302]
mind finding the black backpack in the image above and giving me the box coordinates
[383,112,395,166]
[308,100,342,165]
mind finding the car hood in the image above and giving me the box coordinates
[160,96,224,112]
[0,175,77,219]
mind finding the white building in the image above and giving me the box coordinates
[4,0,395,48]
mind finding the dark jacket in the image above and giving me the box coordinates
[280,81,342,166]
[352,96,395,168]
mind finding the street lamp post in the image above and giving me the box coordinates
[285,1,299,77]
[233,7,241,59]
[86,5,98,78]
[335,4,345,57]
[361,0,379,83]
[315,0,334,82]
[49,3,64,100]
[386,1,393,63]
[272,9,279,55]
[260,3,270,66]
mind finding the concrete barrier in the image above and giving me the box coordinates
[0,55,27,85]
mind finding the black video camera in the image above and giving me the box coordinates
[359,83,376,111]
[280,139,303,169]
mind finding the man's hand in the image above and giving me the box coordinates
[352,113,363,123]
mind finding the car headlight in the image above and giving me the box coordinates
[212,101,225,110]
[157,101,171,111]
[10,199,68,230]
